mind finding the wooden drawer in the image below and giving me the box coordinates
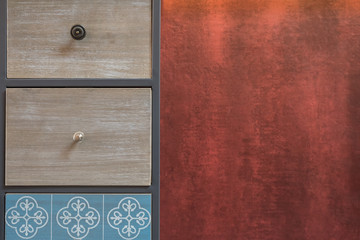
[5,88,152,186]
[7,0,152,79]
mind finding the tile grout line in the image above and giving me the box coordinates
[103,194,105,240]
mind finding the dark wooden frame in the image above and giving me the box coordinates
[0,0,160,239]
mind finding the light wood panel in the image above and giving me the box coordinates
[6,88,152,186]
[7,0,152,79]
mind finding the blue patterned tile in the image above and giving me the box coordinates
[6,194,51,240]
[53,194,103,240]
[6,194,151,240]
[105,194,151,240]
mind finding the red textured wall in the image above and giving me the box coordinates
[160,1,360,239]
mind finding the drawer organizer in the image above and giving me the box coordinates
[0,0,160,239]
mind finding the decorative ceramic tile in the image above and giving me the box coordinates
[53,195,102,240]
[6,194,151,240]
[105,195,151,240]
[5,195,50,239]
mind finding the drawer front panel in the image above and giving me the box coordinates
[6,88,152,186]
[5,194,151,240]
[7,0,152,79]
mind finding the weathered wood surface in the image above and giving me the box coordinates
[7,0,152,78]
[6,88,152,186]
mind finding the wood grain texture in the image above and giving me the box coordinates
[7,0,151,79]
[6,88,152,186]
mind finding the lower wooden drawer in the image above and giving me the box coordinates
[5,194,151,240]
[5,88,152,186]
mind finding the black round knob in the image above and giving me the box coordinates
[71,25,86,40]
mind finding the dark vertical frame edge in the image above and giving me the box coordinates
[0,0,6,239]
[152,0,161,239]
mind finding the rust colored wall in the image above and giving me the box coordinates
[160,1,360,239]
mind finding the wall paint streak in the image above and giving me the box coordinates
[161,0,360,239]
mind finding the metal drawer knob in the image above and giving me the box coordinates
[73,131,84,142]
[71,25,86,40]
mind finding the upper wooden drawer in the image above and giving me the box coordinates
[7,0,152,79]
[6,88,152,186]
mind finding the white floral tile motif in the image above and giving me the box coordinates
[6,196,49,239]
[6,194,152,240]
[107,197,151,240]
[56,196,100,240]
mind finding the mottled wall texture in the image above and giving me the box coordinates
[160,1,360,239]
